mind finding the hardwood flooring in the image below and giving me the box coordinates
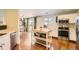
[51,38,77,50]
[14,32,77,50]
[14,32,46,50]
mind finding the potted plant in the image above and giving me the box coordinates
[22,18,26,32]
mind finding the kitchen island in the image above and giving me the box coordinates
[33,28,52,49]
[0,29,18,50]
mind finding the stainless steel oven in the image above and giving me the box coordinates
[58,30,69,37]
[58,19,69,38]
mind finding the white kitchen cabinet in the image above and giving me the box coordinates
[69,27,76,41]
[57,13,78,41]
[69,14,77,23]
[36,17,44,29]
[58,13,78,23]
[0,10,6,25]
[0,33,10,50]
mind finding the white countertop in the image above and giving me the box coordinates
[33,28,51,33]
[0,29,17,33]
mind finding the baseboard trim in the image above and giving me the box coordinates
[69,40,77,43]
[52,36,58,39]
[51,36,77,43]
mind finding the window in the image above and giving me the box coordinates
[44,16,55,28]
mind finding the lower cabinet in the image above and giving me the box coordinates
[0,32,17,50]
[0,33,10,50]
[69,27,76,41]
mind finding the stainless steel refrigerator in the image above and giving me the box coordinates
[76,18,79,49]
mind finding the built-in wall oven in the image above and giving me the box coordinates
[58,20,69,38]
[58,27,69,37]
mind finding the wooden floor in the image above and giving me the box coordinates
[15,32,77,50]
[51,38,77,50]
[14,32,46,50]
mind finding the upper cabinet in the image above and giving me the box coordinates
[0,10,6,25]
[57,13,79,41]
[0,10,7,30]
[36,16,45,29]
[69,14,78,23]
[58,13,79,23]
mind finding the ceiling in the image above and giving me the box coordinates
[19,9,78,18]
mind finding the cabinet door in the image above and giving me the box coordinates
[4,34,10,50]
[0,10,6,25]
[36,17,44,29]
[58,13,77,23]
[68,14,78,23]
[69,28,76,41]
[0,34,10,50]
[69,15,76,23]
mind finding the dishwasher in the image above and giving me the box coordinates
[10,32,17,50]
